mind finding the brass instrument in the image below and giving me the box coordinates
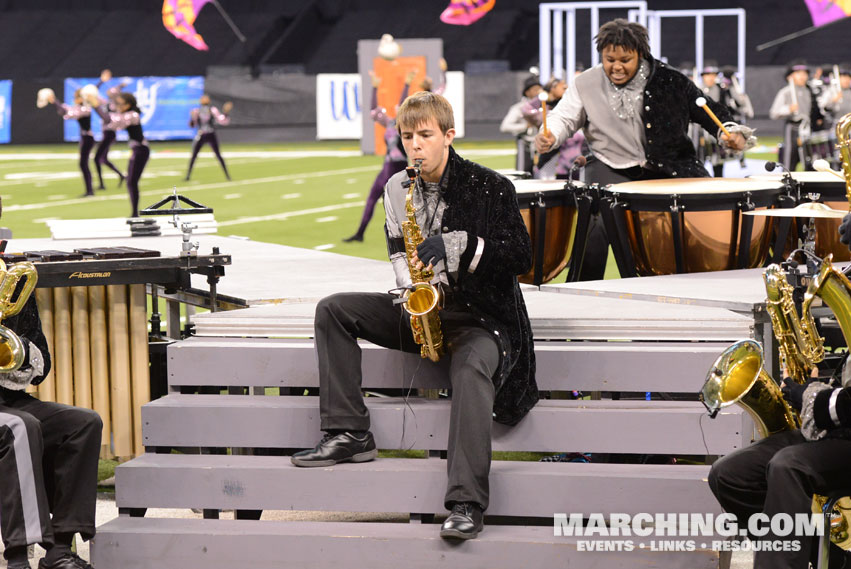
[837,112,851,208]
[0,259,38,372]
[701,112,851,546]
[400,159,444,362]
[700,339,798,436]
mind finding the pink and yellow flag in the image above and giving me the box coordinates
[804,0,851,27]
[440,0,495,26]
[162,0,212,51]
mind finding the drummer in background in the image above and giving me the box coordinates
[536,18,754,280]
[819,64,851,128]
[699,61,753,178]
[523,77,586,180]
[769,60,825,172]
[499,76,542,175]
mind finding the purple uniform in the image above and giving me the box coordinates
[92,85,125,189]
[98,107,149,218]
[522,98,585,179]
[54,102,95,196]
[343,83,410,242]
[186,105,231,181]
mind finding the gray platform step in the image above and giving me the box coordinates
[167,336,731,392]
[116,454,721,518]
[91,517,721,569]
[142,395,749,454]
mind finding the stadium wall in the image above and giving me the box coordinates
[4,65,789,146]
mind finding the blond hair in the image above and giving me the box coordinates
[396,91,454,134]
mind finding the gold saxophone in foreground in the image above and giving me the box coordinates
[0,259,38,372]
[700,113,851,549]
[400,159,444,362]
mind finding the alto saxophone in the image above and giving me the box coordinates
[401,159,444,362]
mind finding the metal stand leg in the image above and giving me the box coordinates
[669,203,685,274]
[737,196,755,269]
[600,197,637,278]
[566,189,593,282]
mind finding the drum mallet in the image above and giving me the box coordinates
[813,158,846,181]
[695,97,732,139]
[538,91,549,135]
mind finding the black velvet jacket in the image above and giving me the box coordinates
[440,147,538,426]
[641,58,736,178]
[0,295,52,403]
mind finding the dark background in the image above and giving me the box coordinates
[3,0,845,142]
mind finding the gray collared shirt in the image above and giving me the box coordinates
[547,60,650,170]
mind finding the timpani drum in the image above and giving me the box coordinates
[512,179,582,285]
[749,171,850,262]
[600,178,788,277]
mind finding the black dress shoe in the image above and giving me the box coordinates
[440,502,484,540]
[291,431,377,467]
[38,553,93,569]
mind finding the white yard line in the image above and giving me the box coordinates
[0,148,513,161]
[216,201,364,227]
[3,165,379,212]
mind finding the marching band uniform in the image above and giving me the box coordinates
[293,92,537,541]
[698,64,753,178]
[500,76,541,175]
[343,79,410,243]
[185,101,231,181]
[95,101,149,218]
[769,62,825,172]
[819,68,851,128]
[522,80,586,180]
[708,376,851,569]
[93,83,126,190]
[0,293,102,569]
[544,57,753,279]
[52,101,95,197]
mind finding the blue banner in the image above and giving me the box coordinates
[63,76,205,142]
[0,80,11,144]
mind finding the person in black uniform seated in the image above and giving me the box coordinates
[291,91,538,541]
[708,214,851,569]
[535,19,754,280]
[0,197,103,569]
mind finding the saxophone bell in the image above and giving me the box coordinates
[0,260,38,373]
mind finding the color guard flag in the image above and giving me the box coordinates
[804,0,851,27]
[440,0,495,26]
[162,0,212,51]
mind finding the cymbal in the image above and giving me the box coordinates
[744,202,848,219]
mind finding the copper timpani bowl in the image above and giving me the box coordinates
[512,179,580,284]
[600,178,787,277]
[749,171,850,263]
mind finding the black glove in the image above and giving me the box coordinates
[416,235,446,266]
[781,377,810,412]
[839,213,851,247]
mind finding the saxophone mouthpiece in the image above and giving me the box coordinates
[406,158,424,181]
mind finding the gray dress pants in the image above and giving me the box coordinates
[314,291,500,510]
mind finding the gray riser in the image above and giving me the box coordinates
[115,455,721,518]
[142,395,749,454]
[91,518,720,569]
[167,337,730,392]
